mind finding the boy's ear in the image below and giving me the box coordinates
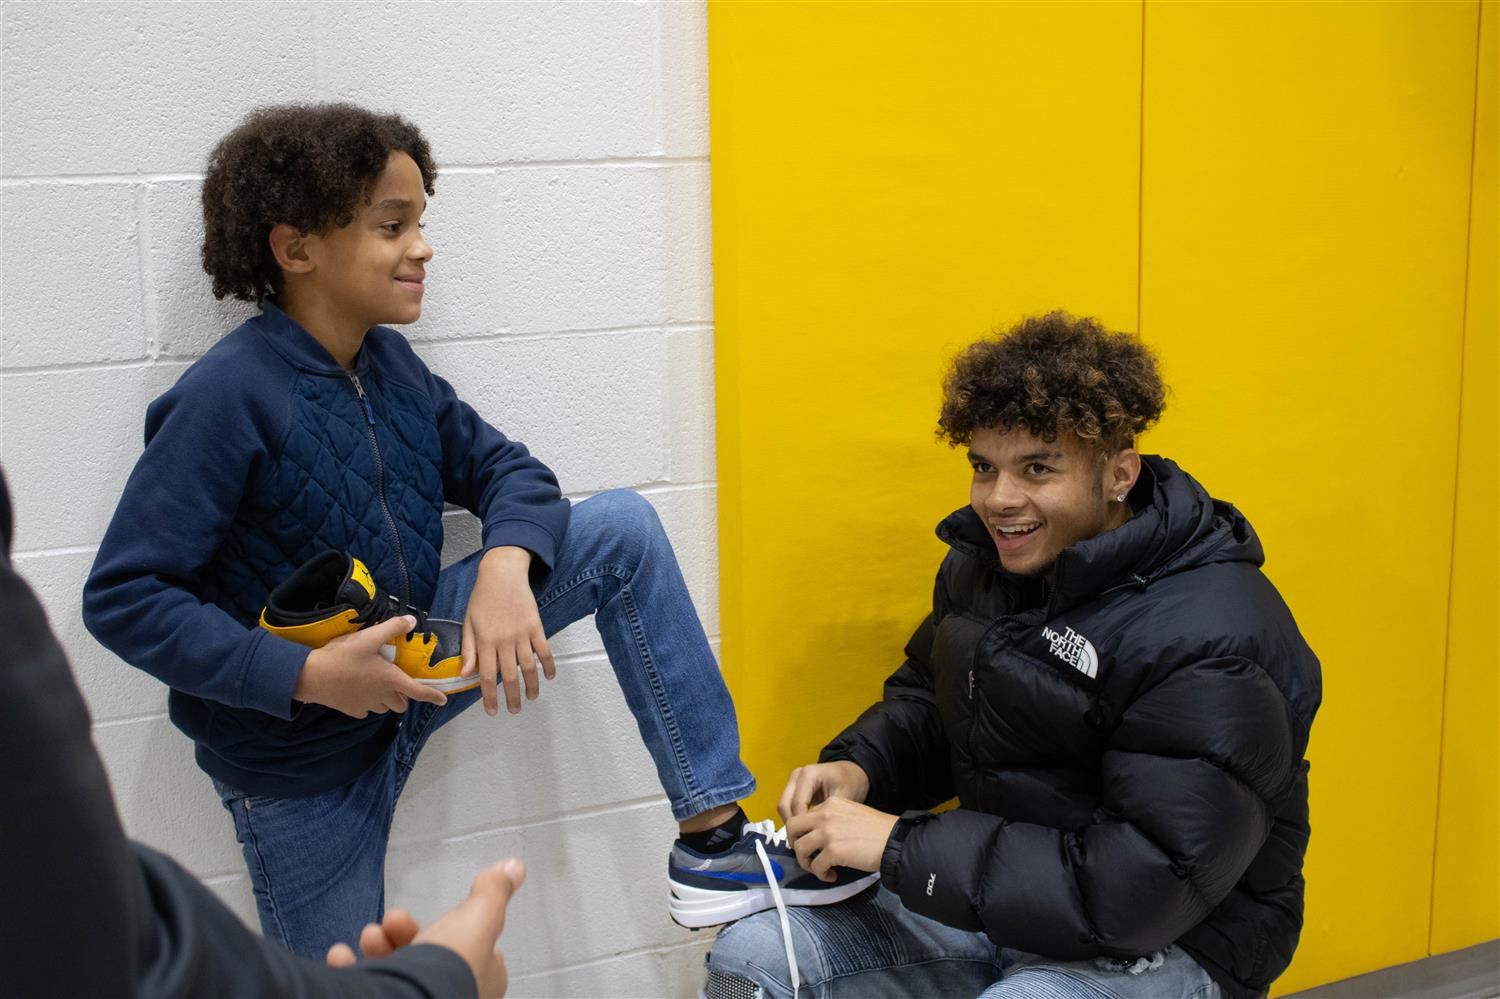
[269,223,315,275]
[1108,447,1142,499]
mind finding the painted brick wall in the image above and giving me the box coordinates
[0,2,719,994]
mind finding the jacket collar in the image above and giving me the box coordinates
[249,298,375,376]
[936,455,1263,616]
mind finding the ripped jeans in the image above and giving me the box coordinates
[705,885,1223,999]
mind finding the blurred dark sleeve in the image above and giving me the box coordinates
[131,843,474,998]
[1,528,142,997]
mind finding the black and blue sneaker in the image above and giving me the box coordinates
[668,819,880,929]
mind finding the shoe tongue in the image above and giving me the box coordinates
[744,819,779,839]
[337,557,379,608]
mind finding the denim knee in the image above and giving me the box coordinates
[705,914,797,996]
[579,489,663,568]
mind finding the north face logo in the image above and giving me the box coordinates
[1041,625,1098,679]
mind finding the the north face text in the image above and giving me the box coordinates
[1042,625,1098,679]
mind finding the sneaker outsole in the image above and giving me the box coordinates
[667,872,879,928]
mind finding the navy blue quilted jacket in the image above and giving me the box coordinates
[83,302,570,797]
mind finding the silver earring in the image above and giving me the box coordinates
[1116,494,1127,503]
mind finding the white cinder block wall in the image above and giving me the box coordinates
[0,2,721,995]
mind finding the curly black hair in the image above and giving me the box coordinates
[200,103,437,302]
[938,311,1166,452]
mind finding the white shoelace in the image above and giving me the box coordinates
[746,820,800,997]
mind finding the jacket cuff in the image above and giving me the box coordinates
[880,810,936,892]
[367,943,478,999]
[238,630,308,720]
[482,519,562,576]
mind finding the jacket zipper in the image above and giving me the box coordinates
[1098,572,1150,600]
[966,617,1006,785]
[349,372,411,602]
[962,559,1143,777]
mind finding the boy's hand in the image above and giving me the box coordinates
[327,858,525,999]
[295,616,448,718]
[785,798,899,882]
[461,547,554,716]
[778,760,871,821]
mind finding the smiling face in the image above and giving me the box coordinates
[967,426,1140,577]
[306,151,432,330]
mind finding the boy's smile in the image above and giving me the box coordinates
[316,151,432,328]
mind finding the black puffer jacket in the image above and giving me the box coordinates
[822,456,1320,999]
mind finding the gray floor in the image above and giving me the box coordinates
[1286,940,1499,999]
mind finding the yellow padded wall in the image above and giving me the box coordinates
[1138,2,1480,991]
[708,0,1142,816]
[1430,0,1499,957]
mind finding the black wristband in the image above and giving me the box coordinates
[879,809,937,890]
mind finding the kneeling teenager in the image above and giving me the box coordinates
[705,312,1321,999]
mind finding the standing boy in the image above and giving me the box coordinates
[84,103,863,960]
[704,313,1321,999]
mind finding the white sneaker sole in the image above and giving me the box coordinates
[668,872,879,928]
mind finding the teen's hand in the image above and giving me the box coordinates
[461,546,554,716]
[327,858,525,999]
[295,616,448,718]
[785,797,898,882]
[778,761,871,821]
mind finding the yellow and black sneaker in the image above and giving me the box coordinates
[259,551,476,694]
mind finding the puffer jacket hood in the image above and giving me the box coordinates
[823,456,1320,999]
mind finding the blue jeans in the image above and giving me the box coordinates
[212,490,755,959]
[705,886,1223,999]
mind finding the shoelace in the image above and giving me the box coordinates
[352,592,433,644]
[744,820,800,997]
